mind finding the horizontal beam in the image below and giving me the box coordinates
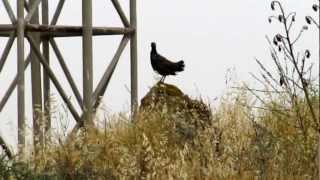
[29,24,135,37]
[0,24,134,37]
[0,31,12,37]
[0,24,15,31]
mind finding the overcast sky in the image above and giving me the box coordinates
[0,0,318,149]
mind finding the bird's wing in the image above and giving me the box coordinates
[157,54,175,66]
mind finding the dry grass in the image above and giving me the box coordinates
[0,84,318,179]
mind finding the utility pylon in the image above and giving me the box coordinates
[0,0,138,158]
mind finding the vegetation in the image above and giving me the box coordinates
[0,1,320,179]
[0,81,318,179]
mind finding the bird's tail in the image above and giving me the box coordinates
[175,60,185,72]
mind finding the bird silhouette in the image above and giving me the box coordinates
[150,42,185,82]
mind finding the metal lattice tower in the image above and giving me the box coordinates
[0,0,138,158]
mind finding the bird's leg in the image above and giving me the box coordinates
[160,76,164,82]
[162,76,166,83]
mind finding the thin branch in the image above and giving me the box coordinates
[232,86,285,94]
[250,72,279,93]
[292,28,306,45]
[240,103,291,117]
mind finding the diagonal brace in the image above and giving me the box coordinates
[49,39,84,110]
[2,0,16,23]
[0,32,15,73]
[67,36,130,139]
[0,135,12,159]
[27,35,81,122]
[0,55,31,112]
[25,0,42,23]
[24,0,30,12]
[50,0,66,25]
[92,35,130,108]
[110,0,130,27]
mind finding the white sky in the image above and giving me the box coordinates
[0,0,318,149]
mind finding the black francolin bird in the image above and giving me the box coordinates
[150,42,185,82]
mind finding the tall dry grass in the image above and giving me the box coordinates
[0,84,318,179]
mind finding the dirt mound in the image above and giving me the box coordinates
[139,82,212,141]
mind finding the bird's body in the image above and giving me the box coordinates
[150,42,185,82]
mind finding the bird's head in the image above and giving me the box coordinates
[151,42,156,49]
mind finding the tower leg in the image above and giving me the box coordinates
[82,0,93,127]
[42,0,51,145]
[17,0,26,157]
[29,0,43,154]
[130,0,138,118]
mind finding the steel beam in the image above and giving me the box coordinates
[27,36,81,122]
[92,36,129,109]
[24,0,29,12]
[41,26,133,37]
[17,0,26,156]
[50,0,66,25]
[0,31,12,37]
[0,32,15,73]
[111,0,130,27]
[82,0,93,126]
[25,0,41,23]
[42,0,51,137]
[0,55,31,113]
[28,0,43,152]
[68,36,130,140]
[50,39,83,109]
[0,0,138,157]
[2,0,16,23]
[0,24,15,31]
[130,0,138,117]
[0,136,12,159]
[0,24,134,37]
